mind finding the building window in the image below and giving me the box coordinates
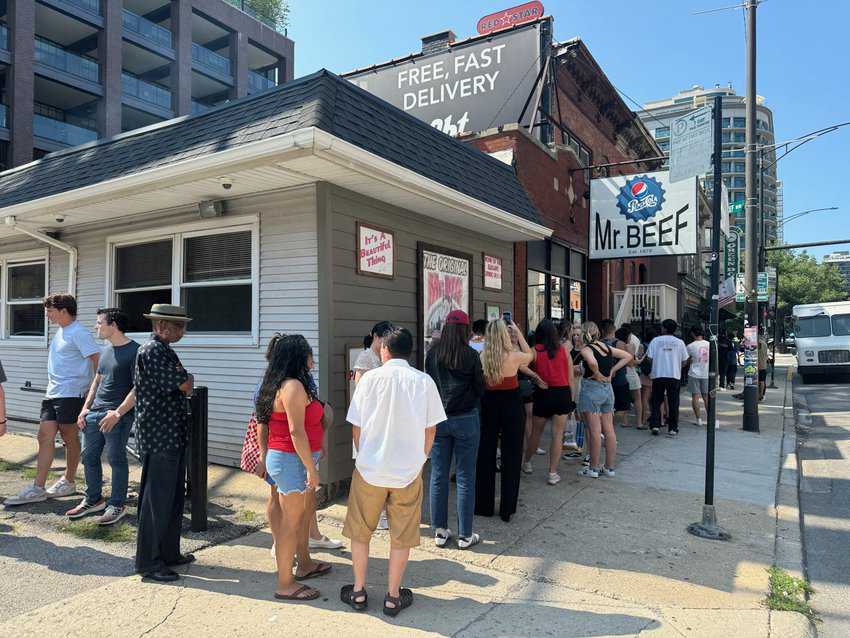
[733,117,746,128]
[525,242,586,331]
[720,162,730,172]
[655,126,670,139]
[527,270,546,333]
[109,220,258,341]
[721,117,730,127]
[735,161,745,172]
[734,176,745,188]
[5,259,47,337]
[657,140,670,151]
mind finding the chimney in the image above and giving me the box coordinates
[421,30,456,55]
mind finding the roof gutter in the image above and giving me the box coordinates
[3,216,77,294]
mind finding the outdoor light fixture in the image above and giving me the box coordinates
[198,200,224,218]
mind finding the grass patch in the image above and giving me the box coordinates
[58,520,135,543]
[0,459,25,473]
[765,566,818,621]
[237,509,258,523]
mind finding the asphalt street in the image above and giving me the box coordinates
[795,372,850,637]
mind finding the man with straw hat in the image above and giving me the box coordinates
[134,304,195,582]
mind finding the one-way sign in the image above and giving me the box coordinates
[669,106,713,183]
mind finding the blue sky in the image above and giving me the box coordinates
[288,0,849,260]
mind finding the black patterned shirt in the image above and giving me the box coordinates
[133,335,190,455]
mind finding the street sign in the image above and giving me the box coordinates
[758,271,769,302]
[669,106,712,183]
[729,201,745,214]
[736,273,746,302]
[725,236,739,276]
[766,266,777,305]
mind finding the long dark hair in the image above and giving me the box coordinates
[430,322,469,370]
[255,334,317,424]
[363,321,394,349]
[534,318,560,359]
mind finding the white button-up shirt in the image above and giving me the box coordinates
[347,358,446,488]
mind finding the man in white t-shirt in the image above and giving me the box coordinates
[646,319,689,437]
[342,326,446,616]
[686,327,710,427]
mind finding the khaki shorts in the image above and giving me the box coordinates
[343,469,423,549]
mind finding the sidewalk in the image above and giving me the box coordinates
[0,364,813,637]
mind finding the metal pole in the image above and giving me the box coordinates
[188,386,208,532]
[688,95,730,541]
[742,0,760,432]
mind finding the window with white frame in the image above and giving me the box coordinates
[111,222,255,337]
[3,257,47,338]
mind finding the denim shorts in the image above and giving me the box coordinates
[578,379,615,414]
[266,449,321,495]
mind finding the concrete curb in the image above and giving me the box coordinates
[771,366,817,637]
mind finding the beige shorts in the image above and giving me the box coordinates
[343,469,423,549]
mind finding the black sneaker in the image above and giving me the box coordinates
[651,427,660,436]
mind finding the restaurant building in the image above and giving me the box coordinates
[0,70,549,479]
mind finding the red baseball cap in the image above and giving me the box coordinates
[445,310,470,325]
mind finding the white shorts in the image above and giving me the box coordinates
[625,367,642,391]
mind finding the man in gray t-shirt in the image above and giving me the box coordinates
[0,359,7,437]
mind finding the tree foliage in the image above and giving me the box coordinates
[242,0,290,31]
[769,250,848,313]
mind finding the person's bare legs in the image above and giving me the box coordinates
[524,416,547,464]
[641,386,652,426]
[275,491,313,596]
[35,421,59,487]
[600,413,617,469]
[351,539,370,592]
[631,389,643,426]
[691,394,701,421]
[267,483,282,543]
[57,424,81,483]
[310,512,322,541]
[548,414,567,474]
[585,413,602,469]
[295,490,321,576]
[386,546,411,604]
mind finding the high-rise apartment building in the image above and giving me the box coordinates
[0,0,294,171]
[824,251,850,292]
[639,84,779,244]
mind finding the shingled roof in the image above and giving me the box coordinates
[0,69,540,224]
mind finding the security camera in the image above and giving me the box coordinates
[219,177,233,190]
[55,215,66,223]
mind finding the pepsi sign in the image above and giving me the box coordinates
[589,171,698,260]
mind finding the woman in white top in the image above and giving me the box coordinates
[353,321,393,384]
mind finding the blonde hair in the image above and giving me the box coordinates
[580,321,600,346]
[481,320,513,386]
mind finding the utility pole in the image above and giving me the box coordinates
[688,94,730,541]
[743,0,760,432]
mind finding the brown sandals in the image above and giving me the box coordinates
[274,584,319,601]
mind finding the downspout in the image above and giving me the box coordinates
[3,216,77,295]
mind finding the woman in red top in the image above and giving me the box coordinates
[255,335,330,602]
[523,319,575,486]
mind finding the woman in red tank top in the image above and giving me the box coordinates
[523,319,575,486]
[254,334,330,601]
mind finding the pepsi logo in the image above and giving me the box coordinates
[631,181,648,198]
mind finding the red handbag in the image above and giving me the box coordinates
[240,413,261,475]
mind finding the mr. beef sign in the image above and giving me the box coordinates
[589,172,698,260]
[346,21,543,137]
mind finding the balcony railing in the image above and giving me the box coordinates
[35,37,100,83]
[122,72,171,110]
[613,284,679,327]
[0,23,7,50]
[34,114,98,146]
[0,104,7,129]
[62,0,101,15]
[223,0,283,33]
[248,71,276,95]
[192,42,232,77]
[122,9,173,49]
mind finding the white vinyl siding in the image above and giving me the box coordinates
[0,186,319,464]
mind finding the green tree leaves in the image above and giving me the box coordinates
[770,250,848,314]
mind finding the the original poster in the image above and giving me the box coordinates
[589,171,698,259]
[357,222,394,278]
[421,246,471,359]
[483,254,503,290]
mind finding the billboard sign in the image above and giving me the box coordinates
[347,21,544,137]
[669,106,713,183]
[477,2,545,35]
[589,171,698,259]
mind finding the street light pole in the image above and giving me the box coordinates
[743,0,760,432]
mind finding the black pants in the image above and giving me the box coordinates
[475,388,524,521]
[135,448,186,573]
[649,378,681,432]
[726,363,738,387]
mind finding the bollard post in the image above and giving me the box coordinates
[188,386,208,532]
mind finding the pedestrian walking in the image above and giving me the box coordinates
[646,319,690,437]
[576,322,631,478]
[686,327,710,426]
[133,304,195,582]
[425,310,485,550]
[66,309,139,525]
[7,294,100,506]
[342,326,446,616]
[475,319,534,522]
[725,339,739,389]
[522,318,575,485]
[255,333,331,601]
[0,359,6,438]
[758,329,769,401]
[717,333,731,389]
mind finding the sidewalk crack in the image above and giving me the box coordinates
[138,581,186,638]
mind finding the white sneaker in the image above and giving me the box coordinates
[5,482,48,505]
[577,467,599,479]
[547,472,561,486]
[697,418,704,427]
[535,448,546,455]
[309,535,344,550]
[270,543,276,558]
[602,466,616,477]
[522,461,533,474]
[457,533,480,550]
[377,510,389,530]
[434,528,452,548]
[45,477,76,498]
